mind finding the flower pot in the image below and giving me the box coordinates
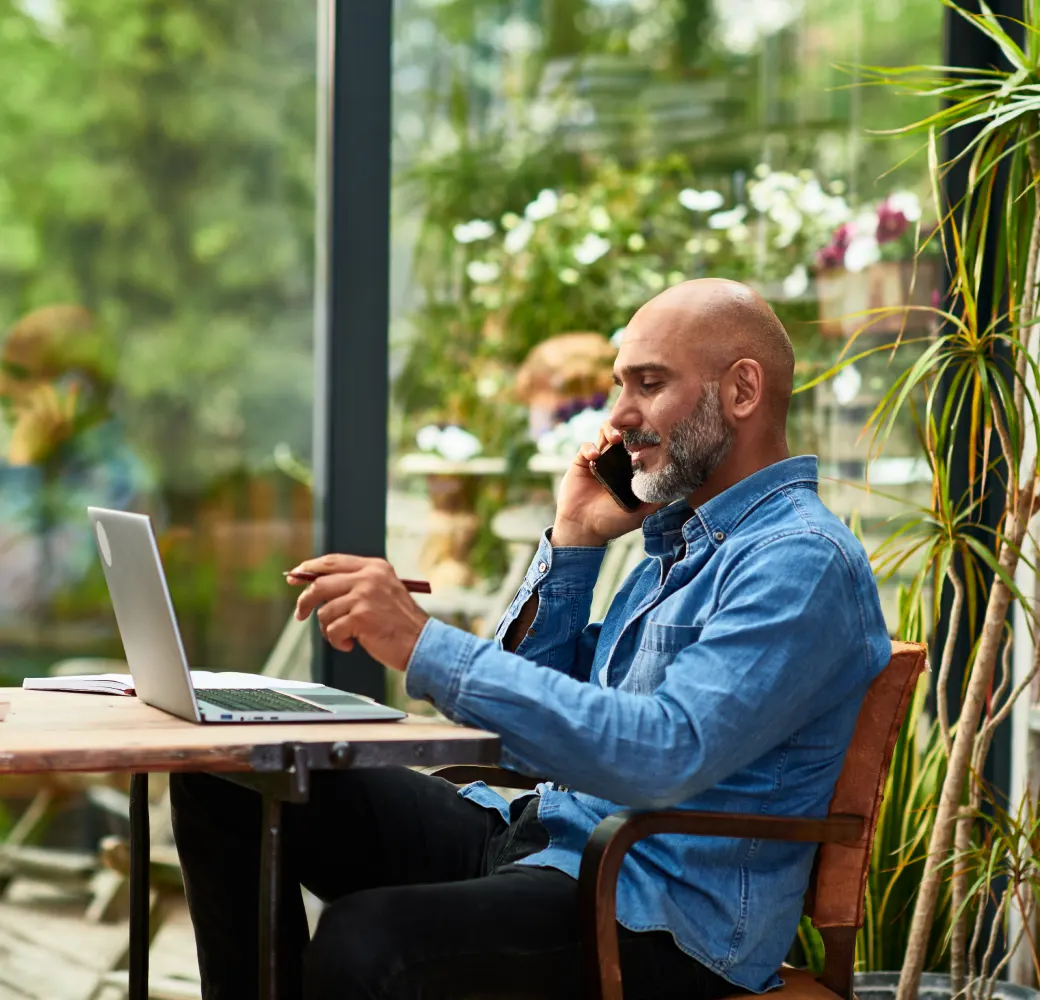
[853,971,1040,1000]
[817,259,942,338]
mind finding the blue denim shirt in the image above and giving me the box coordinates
[406,456,890,991]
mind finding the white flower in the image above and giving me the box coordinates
[678,188,725,212]
[559,267,580,285]
[627,233,646,251]
[853,210,877,236]
[832,364,862,406]
[886,190,922,222]
[610,327,626,347]
[524,189,559,221]
[416,424,442,452]
[504,219,534,254]
[476,375,499,399]
[795,179,826,216]
[501,212,521,230]
[452,219,495,243]
[728,223,749,243]
[589,206,611,232]
[437,425,483,462]
[754,163,770,179]
[466,260,501,283]
[782,264,809,299]
[828,179,846,195]
[537,407,612,457]
[821,195,851,228]
[771,203,803,248]
[749,182,776,214]
[708,205,747,230]
[573,233,611,266]
[844,235,881,273]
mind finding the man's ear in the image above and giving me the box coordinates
[726,359,763,420]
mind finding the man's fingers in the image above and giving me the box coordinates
[315,593,357,630]
[595,422,623,452]
[326,613,362,653]
[294,571,358,620]
[291,553,379,579]
[576,442,600,466]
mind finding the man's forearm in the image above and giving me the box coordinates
[502,593,538,652]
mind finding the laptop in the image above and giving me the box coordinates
[87,506,405,724]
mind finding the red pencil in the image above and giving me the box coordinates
[283,570,431,594]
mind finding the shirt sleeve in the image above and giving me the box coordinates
[490,529,607,682]
[406,531,887,807]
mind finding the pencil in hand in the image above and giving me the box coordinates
[283,570,431,594]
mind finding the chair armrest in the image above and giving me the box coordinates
[424,764,541,791]
[580,810,865,1000]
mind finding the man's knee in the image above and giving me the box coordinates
[303,889,419,1000]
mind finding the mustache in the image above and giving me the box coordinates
[622,429,662,449]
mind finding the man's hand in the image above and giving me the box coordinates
[552,422,663,547]
[288,555,430,672]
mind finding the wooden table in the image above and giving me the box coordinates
[0,689,500,1000]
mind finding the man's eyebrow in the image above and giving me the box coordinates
[612,363,675,385]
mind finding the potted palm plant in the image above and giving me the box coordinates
[805,2,1040,995]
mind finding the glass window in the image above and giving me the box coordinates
[0,3,317,682]
[388,0,942,710]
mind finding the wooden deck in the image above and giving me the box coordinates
[0,876,201,1000]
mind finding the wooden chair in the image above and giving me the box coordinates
[432,640,927,1000]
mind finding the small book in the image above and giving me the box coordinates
[23,671,323,697]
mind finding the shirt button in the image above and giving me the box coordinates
[713,531,725,542]
[538,561,548,572]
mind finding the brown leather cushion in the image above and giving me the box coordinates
[719,969,842,1000]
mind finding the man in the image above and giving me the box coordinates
[171,279,890,1000]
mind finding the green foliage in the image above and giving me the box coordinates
[0,0,317,487]
[805,2,1040,989]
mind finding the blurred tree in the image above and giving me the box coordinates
[0,0,316,494]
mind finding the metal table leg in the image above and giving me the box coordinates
[259,794,283,1000]
[129,772,150,1000]
[221,743,328,1000]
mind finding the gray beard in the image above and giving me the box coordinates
[626,382,734,504]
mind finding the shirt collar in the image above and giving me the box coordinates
[641,455,819,552]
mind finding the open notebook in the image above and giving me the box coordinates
[23,672,323,698]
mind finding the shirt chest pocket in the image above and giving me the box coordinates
[619,620,703,695]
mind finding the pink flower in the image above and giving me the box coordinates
[876,199,909,244]
[815,223,852,271]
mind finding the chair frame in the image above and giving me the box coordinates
[432,640,927,1000]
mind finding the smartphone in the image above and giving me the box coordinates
[589,444,642,513]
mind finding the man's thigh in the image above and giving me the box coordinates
[304,864,734,1000]
[285,766,508,899]
[172,766,506,897]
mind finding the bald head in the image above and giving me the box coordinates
[627,278,795,430]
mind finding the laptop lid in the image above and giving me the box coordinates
[87,507,202,722]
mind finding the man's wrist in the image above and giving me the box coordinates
[551,521,608,548]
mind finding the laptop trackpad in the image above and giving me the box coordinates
[288,690,377,708]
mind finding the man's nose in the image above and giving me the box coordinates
[609,393,642,431]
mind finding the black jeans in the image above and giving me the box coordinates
[170,766,742,1000]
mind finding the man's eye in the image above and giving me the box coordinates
[640,381,662,392]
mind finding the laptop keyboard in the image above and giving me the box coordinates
[196,688,331,714]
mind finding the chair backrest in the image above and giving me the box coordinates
[805,640,928,995]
